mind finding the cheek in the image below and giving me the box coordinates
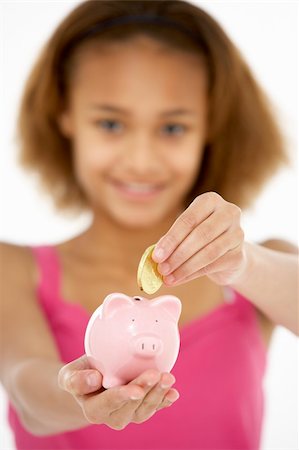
[170,148,203,184]
[69,117,111,169]
[72,131,113,179]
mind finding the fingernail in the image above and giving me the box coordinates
[159,263,170,275]
[172,392,180,401]
[164,274,175,285]
[160,382,173,389]
[160,374,175,389]
[153,247,165,262]
[87,373,100,387]
[66,373,75,391]
[130,393,143,400]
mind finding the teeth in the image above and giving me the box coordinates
[121,183,157,192]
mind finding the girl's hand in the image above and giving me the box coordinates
[153,192,247,286]
[58,355,179,430]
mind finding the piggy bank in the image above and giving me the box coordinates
[84,293,182,388]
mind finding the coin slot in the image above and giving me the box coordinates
[133,296,142,301]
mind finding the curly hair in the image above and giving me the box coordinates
[17,0,288,214]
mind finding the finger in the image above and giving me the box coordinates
[152,193,219,263]
[62,369,103,396]
[109,369,161,414]
[163,227,243,285]
[59,354,90,375]
[158,207,233,277]
[107,392,146,429]
[109,371,172,426]
[82,381,146,426]
[87,369,161,419]
[58,355,102,391]
[126,368,161,392]
[171,243,244,285]
[156,388,180,411]
[132,372,176,422]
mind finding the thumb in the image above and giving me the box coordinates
[58,355,103,395]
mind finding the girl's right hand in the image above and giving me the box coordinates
[58,355,180,430]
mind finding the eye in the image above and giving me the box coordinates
[96,119,123,133]
[162,124,186,136]
[155,319,159,323]
[132,318,135,322]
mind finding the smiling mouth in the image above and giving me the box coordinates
[109,179,165,200]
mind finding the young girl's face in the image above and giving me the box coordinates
[59,36,208,229]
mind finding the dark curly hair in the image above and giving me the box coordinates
[17,0,288,214]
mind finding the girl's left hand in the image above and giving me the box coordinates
[152,192,247,287]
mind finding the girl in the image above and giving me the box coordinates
[1,1,297,449]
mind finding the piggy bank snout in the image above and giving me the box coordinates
[132,335,163,359]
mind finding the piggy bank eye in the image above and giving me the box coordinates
[132,318,135,322]
[155,319,159,323]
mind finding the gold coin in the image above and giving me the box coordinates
[137,244,163,294]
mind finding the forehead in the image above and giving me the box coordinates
[69,36,208,110]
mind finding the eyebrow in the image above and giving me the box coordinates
[89,104,196,117]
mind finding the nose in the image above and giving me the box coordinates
[133,336,163,358]
[123,133,159,175]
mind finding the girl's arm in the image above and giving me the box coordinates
[0,243,179,436]
[0,243,91,434]
[152,192,298,335]
[230,240,298,335]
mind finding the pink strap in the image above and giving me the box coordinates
[30,246,61,307]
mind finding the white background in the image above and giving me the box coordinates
[0,1,298,449]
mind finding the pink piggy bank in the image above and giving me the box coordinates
[84,293,182,388]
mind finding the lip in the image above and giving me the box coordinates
[108,178,166,202]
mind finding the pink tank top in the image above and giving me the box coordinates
[8,245,267,449]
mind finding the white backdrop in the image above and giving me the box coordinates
[0,1,298,449]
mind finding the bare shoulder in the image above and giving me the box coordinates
[0,241,37,284]
[0,241,40,300]
[0,241,31,256]
[254,238,298,348]
[260,238,298,254]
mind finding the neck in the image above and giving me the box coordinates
[69,206,183,270]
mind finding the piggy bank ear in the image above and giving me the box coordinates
[151,295,182,322]
[102,293,135,319]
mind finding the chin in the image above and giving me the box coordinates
[111,208,167,230]
[115,215,159,230]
